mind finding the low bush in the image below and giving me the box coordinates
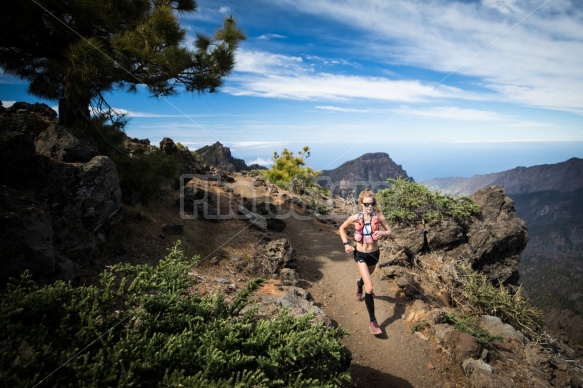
[456,264,543,338]
[0,242,350,387]
[377,178,481,225]
[444,313,502,347]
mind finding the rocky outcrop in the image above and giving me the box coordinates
[384,185,527,286]
[159,137,205,175]
[0,102,122,284]
[371,181,582,385]
[195,141,256,172]
[318,152,410,198]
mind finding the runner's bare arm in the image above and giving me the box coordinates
[339,215,357,251]
[377,213,392,238]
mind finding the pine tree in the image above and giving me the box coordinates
[0,0,245,128]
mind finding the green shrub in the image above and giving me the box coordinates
[444,313,502,347]
[0,242,350,387]
[260,147,320,193]
[456,263,543,338]
[115,150,181,204]
[377,178,480,225]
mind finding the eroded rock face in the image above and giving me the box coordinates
[0,103,122,284]
[387,185,528,286]
[465,186,528,285]
[253,238,299,278]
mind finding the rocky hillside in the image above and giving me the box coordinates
[420,158,583,348]
[318,152,410,198]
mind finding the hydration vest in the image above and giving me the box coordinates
[354,212,379,243]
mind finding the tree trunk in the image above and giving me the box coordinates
[58,93,91,129]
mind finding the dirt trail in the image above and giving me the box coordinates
[283,211,440,387]
[228,177,442,387]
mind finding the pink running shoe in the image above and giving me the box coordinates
[369,320,382,335]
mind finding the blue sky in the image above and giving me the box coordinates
[2,0,583,180]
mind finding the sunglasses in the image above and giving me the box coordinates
[362,202,375,207]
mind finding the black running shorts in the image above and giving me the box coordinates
[353,249,380,266]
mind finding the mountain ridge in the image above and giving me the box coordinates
[418,157,583,196]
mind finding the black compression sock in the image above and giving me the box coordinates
[357,278,364,290]
[364,292,376,322]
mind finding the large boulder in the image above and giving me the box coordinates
[35,124,99,163]
[0,103,122,284]
[463,186,528,285]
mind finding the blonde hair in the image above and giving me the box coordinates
[357,188,376,207]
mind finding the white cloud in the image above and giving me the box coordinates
[232,72,464,102]
[257,33,286,40]
[230,50,467,102]
[248,157,272,166]
[96,107,187,118]
[235,50,305,75]
[231,141,284,149]
[315,105,374,113]
[482,0,522,14]
[397,106,510,121]
[218,6,230,14]
[505,120,551,127]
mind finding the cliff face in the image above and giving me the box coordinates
[318,152,410,198]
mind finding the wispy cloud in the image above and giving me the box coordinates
[230,51,467,102]
[315,105,375,113]
[248,157,272,166]
[257,33,286,40]
[505,120,552,127]
[231,141,284,149]
[397,106,510,121]
[92,107,187,118]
